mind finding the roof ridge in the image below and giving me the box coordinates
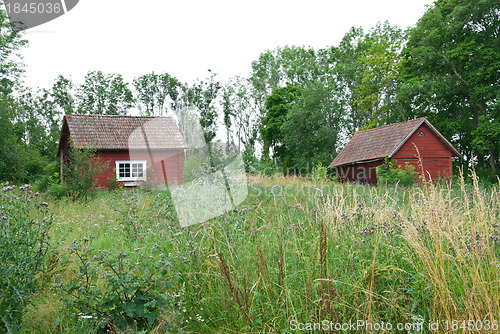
[66,114,170,119]
[355,117,426,135]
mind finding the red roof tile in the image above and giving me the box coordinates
[60,114,187,151]
[328,117,461,168]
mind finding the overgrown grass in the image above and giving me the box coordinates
[20,171,500,333]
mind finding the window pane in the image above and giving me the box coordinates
[117,162,145,179]
[118,163,127,178]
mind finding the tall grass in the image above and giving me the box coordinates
[21,171,500,333]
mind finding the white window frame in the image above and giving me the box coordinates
[115,160,147,182]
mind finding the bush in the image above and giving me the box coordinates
[107,168,124,191]
[309,162,328,181]
[55,238,179,333]
[242,146,258,173]
[0,184,53,333]
[34,162,60,193]
[257,158,282,177]
[376,157,419,186]
[50,146,105,198]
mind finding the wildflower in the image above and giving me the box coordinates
[41,202,48,206]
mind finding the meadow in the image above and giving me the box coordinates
[12,171,500,333]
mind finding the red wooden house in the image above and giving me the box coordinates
[57,114,187,188]
[328,117,461,185]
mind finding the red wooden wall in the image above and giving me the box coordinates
[392,123,452,182]
[95,149,185,188]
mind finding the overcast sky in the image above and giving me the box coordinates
[18,0,435,90]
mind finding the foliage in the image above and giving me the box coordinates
[133,72,182,116]
[281,83,340,171]
[55,145,105,198]
[0,97,51,183]
[355,22,406,124]
[15,86,62,159]
[34,161,60,193]
[0,184,52,333]
[20,172,500,332]
[56,237,177,333]
[376,157,418,186]
[0,8,27,95]
[260,85,301,164]
[51,75,75,114]
[399,0,500,172]
[186,70,221,144]
[256,157,282,177]
[76,71,134,115]
[242,146,258,173]
[223,77,258,151]
[309,161,328,181]
[106,169,123,191]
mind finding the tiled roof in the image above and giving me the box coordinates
[329,117,461,168]
[61,114,187,151]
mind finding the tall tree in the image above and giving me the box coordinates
[0,7,42,183]
[0,8,26,95]
[76,71,134,115]
[15,87,61,159]
[281,83,342,171]
[225,76,258,151]
[133,72,182,116]
[187,70,221,143]
[355,22,406,127]
[260,85,301,164]
[399,0,500,172]
[51,74,75,114]
[324,27,370,135]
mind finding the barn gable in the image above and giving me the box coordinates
[329,118,461,185]
[57,114,187,188]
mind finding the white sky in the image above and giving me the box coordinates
[18,0,435,89]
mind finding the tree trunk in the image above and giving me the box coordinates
[489,146,497,173]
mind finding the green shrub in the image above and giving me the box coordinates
[0,184,53,333]
[242,146,258,173]
[257,157,282,177]
[56,237,179,333]
[34,162,60,193]
[52,145,105,198]
[106,168,123,191]
[309,161,328,181]
[376,157,419,186]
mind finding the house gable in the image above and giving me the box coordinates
[392,123,453,180]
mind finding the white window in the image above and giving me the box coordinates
[115,161,147,181]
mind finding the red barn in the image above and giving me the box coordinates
[328,117,461,185]
[57,114,187,188]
